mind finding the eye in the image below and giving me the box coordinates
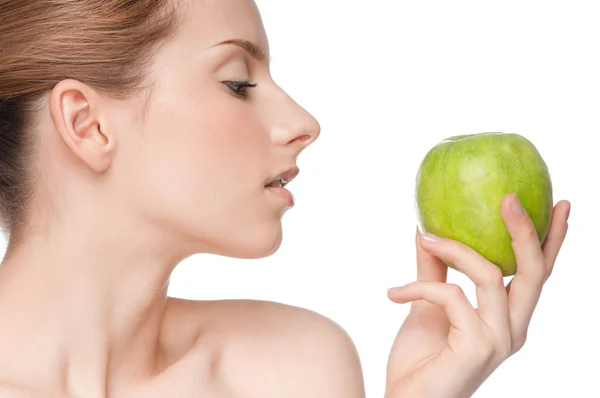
[222,80,257,100]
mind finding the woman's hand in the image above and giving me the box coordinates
[385,193,570,398]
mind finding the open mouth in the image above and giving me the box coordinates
[264,167,299,189]
[265,177,291,188]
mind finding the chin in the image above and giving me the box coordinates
[210,223,284,260]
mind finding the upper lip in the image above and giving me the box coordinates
[265,166,300,186]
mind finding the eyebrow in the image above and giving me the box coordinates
[212,39,270,63]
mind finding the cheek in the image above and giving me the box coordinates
[170,88,267,165]
[172,98,270,192]
[132,89,279,251]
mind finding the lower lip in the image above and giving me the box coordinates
[265,186,295,207]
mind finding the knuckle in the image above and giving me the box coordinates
[447,283,464,299]
[512,223,538,244]
[482,266,505,288]
[512,332,528,353]
[469,339,495,363]
[404,281,418,289]
[517,265,546,285]
[469,330,513,364]
[494,337,513,359]
[523,224,539,241]
[530,266,547,284]
[544,266,554,281]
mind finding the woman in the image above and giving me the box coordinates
[0,0,570,397]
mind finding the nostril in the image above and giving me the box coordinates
[289,134,312,145]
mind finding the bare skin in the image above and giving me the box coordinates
[0,0,570,397]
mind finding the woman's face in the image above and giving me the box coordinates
[121,0,320,259]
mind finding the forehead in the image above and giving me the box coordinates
[178,0,269,54]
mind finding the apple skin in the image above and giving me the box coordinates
[415,132,553,276]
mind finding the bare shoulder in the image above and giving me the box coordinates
[163,297,366,398]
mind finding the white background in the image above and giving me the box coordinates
[169,1,599,397]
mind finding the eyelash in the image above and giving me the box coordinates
[222,80,257,100]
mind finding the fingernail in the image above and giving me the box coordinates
[388,286,405,294]
[566,202,571,221]
[422,233,440,243]
[511,194,526,215]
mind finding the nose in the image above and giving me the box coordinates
[270,91,321,151]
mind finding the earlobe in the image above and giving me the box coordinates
[48,79,114,173]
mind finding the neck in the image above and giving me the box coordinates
[0,210,193,397]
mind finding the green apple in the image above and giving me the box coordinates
[415,132,553,276]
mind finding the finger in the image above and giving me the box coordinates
[500,193,547,345]
[416,225,448,283]
[411,226,450,317]
[418,233,509,332]
[388,281,479,332]
[541,200,570,280]
[506,200,570,295]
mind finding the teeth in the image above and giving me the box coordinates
[266,172,296,188]
[267,179,284,188]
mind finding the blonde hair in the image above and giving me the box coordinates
[0,0,183,246]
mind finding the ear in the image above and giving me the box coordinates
[48,79,116,173]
